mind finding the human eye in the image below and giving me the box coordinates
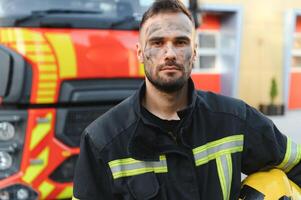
[175,38,189,46]
[150,39,164,47]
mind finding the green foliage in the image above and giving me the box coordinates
[270,77,278,105]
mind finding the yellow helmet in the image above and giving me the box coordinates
[240,169,301,200]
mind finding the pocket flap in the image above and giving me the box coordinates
[127,173,159,200]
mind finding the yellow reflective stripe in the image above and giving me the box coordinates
[57,186,73,199]
[109,158,141,167]
[109,155,166,167]
[112,166,167,179]
[109,155,167,179]
[216,154,233,200]
[286,144,301,172]
[226,154,232,200]
[216,157,226,200]
[193,135,243,166]
[277,138,292,169]
[38,181,55,199]
[30,113,52,150]
[193,135,243,154]
[22,147,50,183]
[277,137,301,172]
[72,196,80,200]
[195,146,243,166]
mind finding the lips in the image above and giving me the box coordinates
[159,61,182,71]
[161,66,179,71]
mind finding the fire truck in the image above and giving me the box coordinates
[0,0,200,199]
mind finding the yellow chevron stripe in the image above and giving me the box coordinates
[39,74,58,81]
[30,113,52,150]
[27,54,55,63]
[38,64,57,72]
[36,97,55,103]
[46,33,77,78]
[11,44,51,53]
[37,90,56,96]
[57,186,73,199]
[17,29,44,42]
[22,147,50,183]
[9,43,26,54]
[38,180,55,199]
[0,29,15,43]
[38,82,57,89]
[0,29,45,43]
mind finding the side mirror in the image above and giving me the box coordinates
[0,48,12,97]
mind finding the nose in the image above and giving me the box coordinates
[164,43,176,61]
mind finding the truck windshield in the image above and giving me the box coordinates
[0,0,165,29]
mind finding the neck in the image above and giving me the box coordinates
[143,80,189,120]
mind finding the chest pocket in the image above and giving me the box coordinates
[127,173,160,200]
[108,156,168,200]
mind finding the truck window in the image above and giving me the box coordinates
[0,0,156,29]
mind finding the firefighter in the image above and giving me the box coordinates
[73,0,301,199]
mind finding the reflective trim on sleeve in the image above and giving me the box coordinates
[108,155,168,179]
[277,137,301,173]
[193,135,244,166]
[72,196,79,200]
[216,154,233,200]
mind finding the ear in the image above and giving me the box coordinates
[136,43,144,63]
[192,43,197,62]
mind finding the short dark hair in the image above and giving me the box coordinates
[140,0,194,29]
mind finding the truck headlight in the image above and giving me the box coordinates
[0,111,27,179]
[0,152,12,171]
[16,188,29,200]
[0,184,37,200]
[0,122,15,141]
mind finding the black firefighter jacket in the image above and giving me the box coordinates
[73,79,301,200]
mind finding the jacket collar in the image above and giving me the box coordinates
[128,78,198,161]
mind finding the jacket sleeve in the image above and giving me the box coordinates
[242,104,301,186]
[73,131,114,200]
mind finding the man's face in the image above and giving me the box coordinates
[137,12,197,93]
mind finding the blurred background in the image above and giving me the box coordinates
[196,0,301,141]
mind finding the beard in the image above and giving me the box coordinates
[144,60,190,93]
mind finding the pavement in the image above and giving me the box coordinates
[268,110,301,143]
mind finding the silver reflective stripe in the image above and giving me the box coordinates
[108,155,168,179]
[193,135,244,166]
[194,140,243,162]
[277,137,301,173]
[216,154,232,200]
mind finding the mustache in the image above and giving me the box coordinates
[158,60,183,70]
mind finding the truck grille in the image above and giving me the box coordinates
[55,106,114,147]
